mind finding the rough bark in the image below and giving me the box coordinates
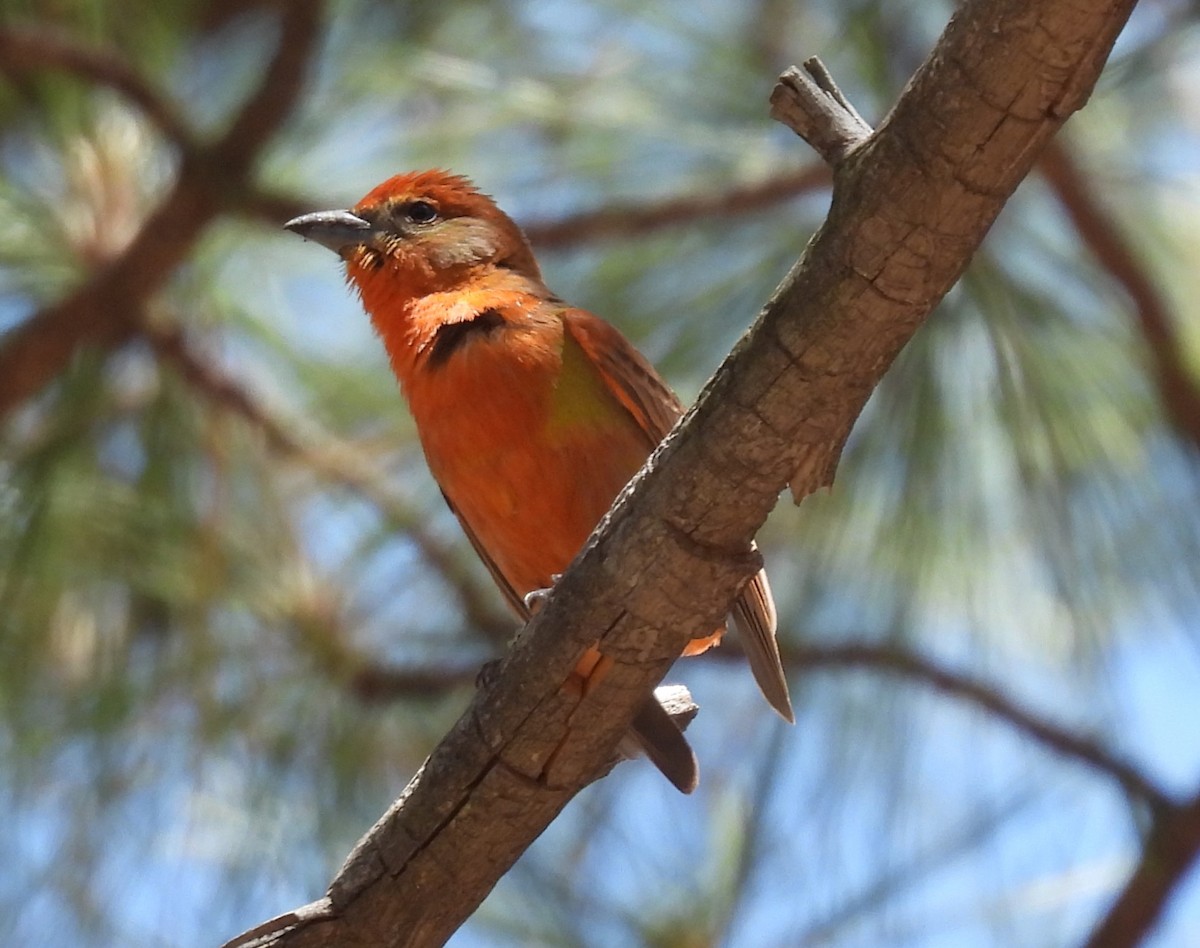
[223,1,1138,945]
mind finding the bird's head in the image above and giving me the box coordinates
[285,170,541,293]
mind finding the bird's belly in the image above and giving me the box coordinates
[427,421,648,597]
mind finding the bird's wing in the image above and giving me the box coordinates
[441,489,529,619]
[563,308,794,723]
[562,309,684,444]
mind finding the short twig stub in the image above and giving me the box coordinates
[770,57,873,166]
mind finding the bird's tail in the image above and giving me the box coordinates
[731,566,794,723]
[620,695,699,793]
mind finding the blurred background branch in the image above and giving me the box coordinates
[0,26,195,145]
[1039,136,1200,449]
[0,0,319,414]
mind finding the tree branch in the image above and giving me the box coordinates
[239,165,833,251]
[0,1,323,418]
[522,165,831,247]
[346,637,1171,811]
[223,0,1139,945]
[789,642,1170,811]
[1038,137,1200,449]
[1083,789,1200,947]
[770,57,873,165]
[0,26,195,146]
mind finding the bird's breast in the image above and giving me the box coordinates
[404,319,650,595]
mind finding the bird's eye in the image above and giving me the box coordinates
[405,201,438,224]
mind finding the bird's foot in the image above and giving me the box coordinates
[522,574,563,615]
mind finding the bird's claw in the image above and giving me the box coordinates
[522,574,563,615]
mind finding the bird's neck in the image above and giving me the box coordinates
[347,260,557,390]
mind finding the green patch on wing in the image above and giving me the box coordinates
[547,327,631,435]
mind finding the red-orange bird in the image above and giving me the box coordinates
[286,170,791,792]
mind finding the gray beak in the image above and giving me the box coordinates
[284,210,375,254]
